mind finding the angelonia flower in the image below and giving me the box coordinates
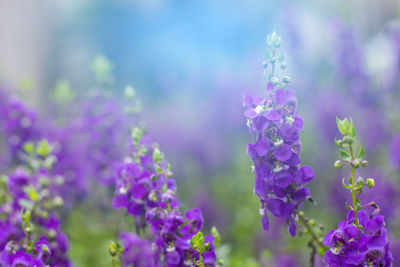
[324,118,392,266]
[112,127,219,266]
[323,210,392,266]
[0,95,41,167]
[0,140,70,266]
[243,32,314,236]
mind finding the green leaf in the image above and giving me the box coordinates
[21,210,31,223]
[342,177,352,189]
[23,142,35,154]
[348,176,354,185]
[355,198,362,211]
[52,80,75,103]
[336,117,350,135]
[278,52,284,61]
[36,139,52,157]
[91,54,113,83]
[340,150,351,161]
[357,146,365,160]
[350,118,357,138]
[191,231,205,253]
[355,177,364,190]
[211,226,221,247]
[24,185,39,202]
[19,199,33,211]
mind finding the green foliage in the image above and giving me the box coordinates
[108,240,123,257]
[191,231,210,267]
[52,80,75,104]
[91,54,114,83]
[153,147,164,164]
[36,139,53,157]
[211,226,221,247]
[357,146,365,160]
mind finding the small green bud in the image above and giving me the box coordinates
[21,210,31,223]
[270,57,276,64]
[48,229,57,239]
[351,159,360,169]
[309,219,316,226]
[270,77,279,85]
[280,62,287,70]
[334,160,342,168]
[148,190,158,202]
[366,178,375,188]
[41,244,50,253]
[124,85,136,99]
[23,142,35,154]
[343,136,354,144]
[53,196,64,207]
[261,61,268,68]
[36,139,53,157]
[25,227,32,234]
[109,241,118,257]
[211,226,221,247]
[282,76,291,83]
[361,160,368,167]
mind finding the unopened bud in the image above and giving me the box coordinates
[366,178,375,188]
[334,160,342,168]
[283,76,291,83]
[361,160,368,167]
[351,159,360,169]
[270,77,279,85]
[343,136,354,144]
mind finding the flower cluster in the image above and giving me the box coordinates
[323,210,392,266]
[0,96,41,167]
[0,140,70,266]
[323,118,392,266]
[112,128,218,266]
[244,32,314,235]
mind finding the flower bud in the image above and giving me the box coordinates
[343,136,354,144]
[53,196,64,207]
[270,77,279,85]
[351,159,360,169]
[261,61,268,68]
[25,227,32,234]
[361,160,368,167]
[283,76,291,84]
[334,160,342,168]
[280,62,287,70]
[109,241,118,257]
[366,178,375,188]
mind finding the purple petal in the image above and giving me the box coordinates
[273,144,292,161]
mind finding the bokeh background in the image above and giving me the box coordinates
[1,0,400,266]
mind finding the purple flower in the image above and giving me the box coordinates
[323,210,392,266]
[112,133,217,266]
[244,84,314,235]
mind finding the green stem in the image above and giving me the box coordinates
[298,213,325,250]
[349,144,360,228]
[270,49,276,80]
[112,256,116,267]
